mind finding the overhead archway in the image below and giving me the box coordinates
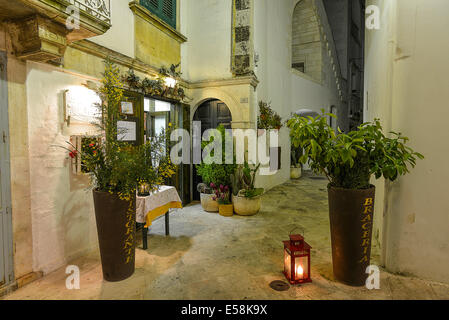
[292,0,323,82]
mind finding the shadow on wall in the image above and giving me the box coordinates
[60,190,96,267]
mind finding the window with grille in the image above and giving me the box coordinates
[140,0,176,29]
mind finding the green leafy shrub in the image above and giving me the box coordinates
[287,111,424,189]
[63,59,176,201]
[257,101,282,130]
[196,125,237,189]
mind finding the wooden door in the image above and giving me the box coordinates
[192,99,232,200]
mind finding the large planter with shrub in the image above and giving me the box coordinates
[328,186,376,286]
[287,111,423,286]
[61,60,177,282]
[232,194,261,216]
[200,193,219,212]
[93,190,136,282]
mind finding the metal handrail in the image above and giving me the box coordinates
[66,0,111,24]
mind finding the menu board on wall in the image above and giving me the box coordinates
[117,120,137,142]
[121,101,134,115]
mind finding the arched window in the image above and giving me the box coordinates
[292,0,323,82]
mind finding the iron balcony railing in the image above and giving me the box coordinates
[66,0,111,24]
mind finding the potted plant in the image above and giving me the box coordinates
[287,111,423,286]
[231,162,265,216]
[257,101,283,132]
[64,60,176,282]
[213,184,233,217]
[290,144,303,179]
[196,125,236,212]
[197,183,218,212]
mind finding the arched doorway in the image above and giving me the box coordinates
[292,0,323,83]
[192,99,232,201]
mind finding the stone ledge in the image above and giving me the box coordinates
[291,68,322,85]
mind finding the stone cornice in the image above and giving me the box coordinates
[186,76,259,90]
[129,1,187,44]
[69,39,160,77]
[69,39,190,88]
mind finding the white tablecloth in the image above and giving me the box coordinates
[136,186,182,224]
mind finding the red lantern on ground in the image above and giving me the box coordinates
[283,232,312,284]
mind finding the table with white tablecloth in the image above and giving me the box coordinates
[136,186,182,250]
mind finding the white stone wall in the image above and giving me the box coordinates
[292,0,322,82]
[253,0,340,190]
[365,0,449,284]
[26,62,100,274]
[89,0,135,58]
[180,0,234,82]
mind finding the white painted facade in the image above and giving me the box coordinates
[25,62,100,273]
[365,0,449,284]
[89,0,135,58]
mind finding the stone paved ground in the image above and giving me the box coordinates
[3,174,449,300]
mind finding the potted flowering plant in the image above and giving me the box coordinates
[64,60,176,282]
[287,111,423,286]
[212,184,233,217]
[196,125,236,212]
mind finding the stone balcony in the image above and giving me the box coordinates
[0,0,112,63]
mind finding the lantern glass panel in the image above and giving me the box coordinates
[284,249,292,280]
[294,256,309,281]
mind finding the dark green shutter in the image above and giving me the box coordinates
[140,0,176,29]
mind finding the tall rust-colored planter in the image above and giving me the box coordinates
[328,186,375,286]
[93,190,136,282]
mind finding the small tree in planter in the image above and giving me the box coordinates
[231,162,265,216]
[65,60,176,282]
[257,101,283,131]
[287,111,423,286]
[196,125,236,212]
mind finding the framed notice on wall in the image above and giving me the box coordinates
[121,101,134,115]
[117,120,137,143]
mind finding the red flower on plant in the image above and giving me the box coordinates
[69,150,78,159]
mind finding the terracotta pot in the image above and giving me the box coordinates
[219,204,234,217]
[290,167,302,179]
[328,185,376,286]
[93,190,136,282]
[200,193,219,212]
[232,194,261,216]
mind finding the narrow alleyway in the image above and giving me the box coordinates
[3,174,449,300]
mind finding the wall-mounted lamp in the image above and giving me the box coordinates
[164,76,177,88]
[63,85,101,126]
